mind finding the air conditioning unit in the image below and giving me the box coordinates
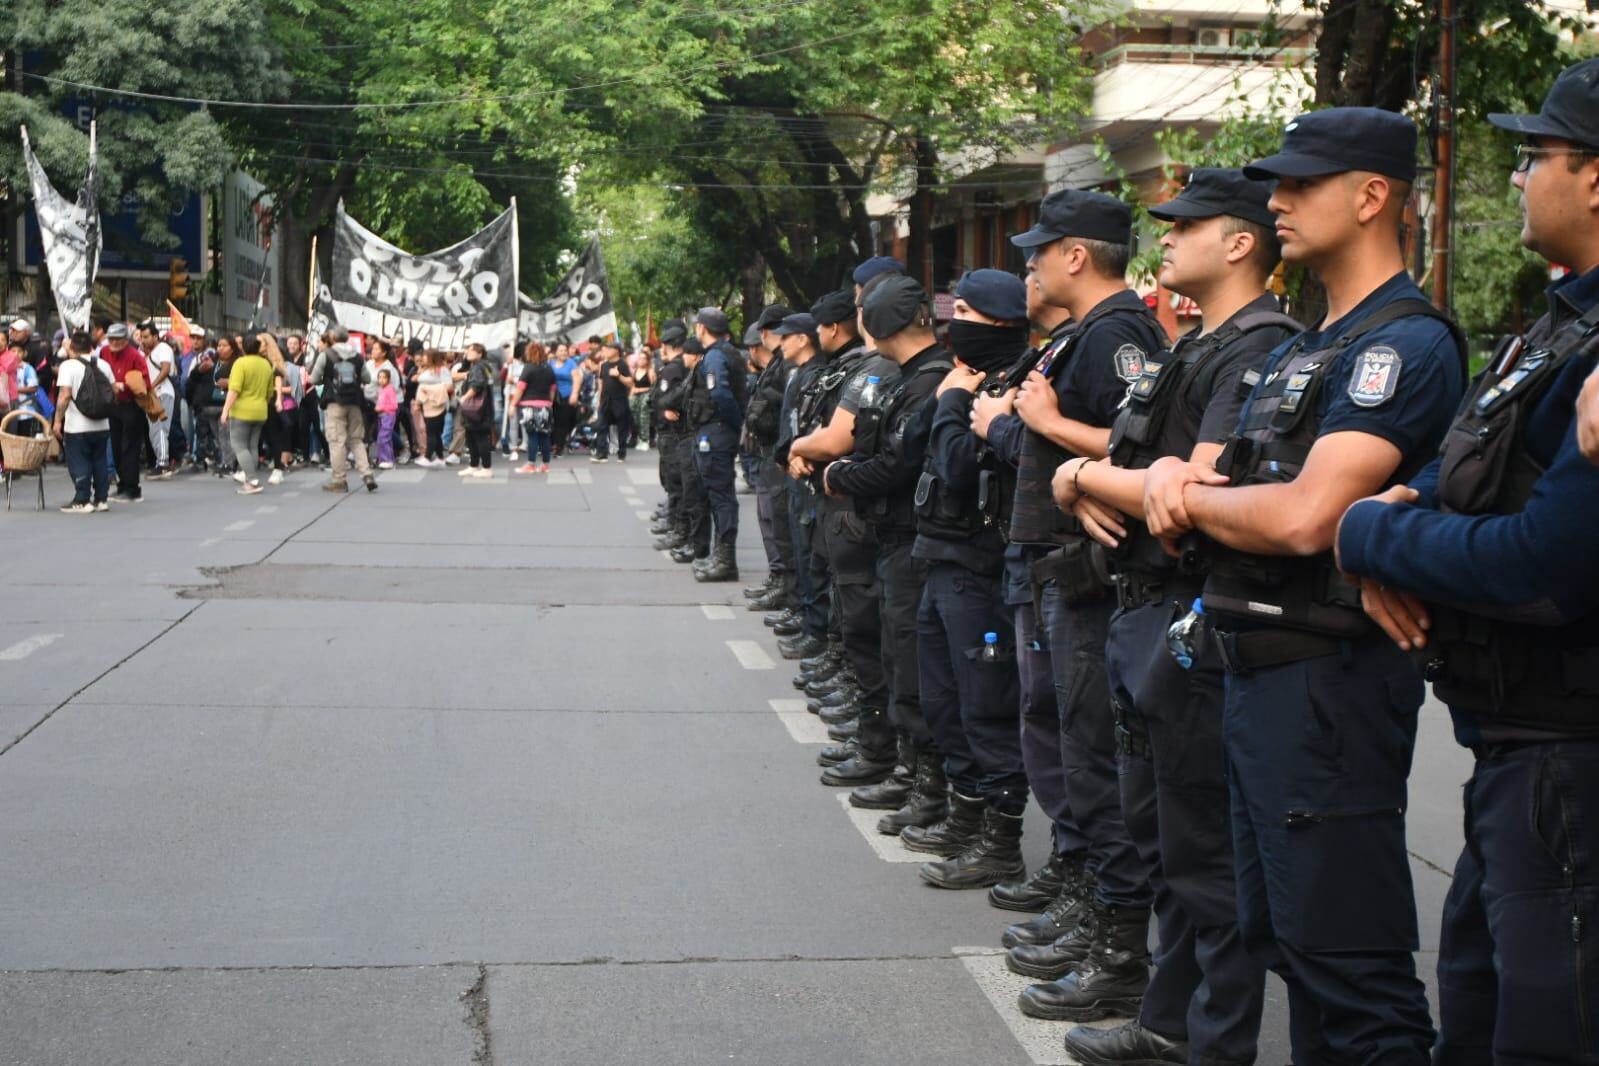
[1196,26,1232,48]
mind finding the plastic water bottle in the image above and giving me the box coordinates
[1165,598,1206,670]
[980,632,1001,662]
[698,435,710,454]
[858,375,881,408]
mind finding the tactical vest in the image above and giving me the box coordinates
[1106,309,1300,584]
[855,350,954,533]
[684,342,744,428]
[653,361,690,436]
[916,362,1017,541]
[795,344,869,438]
[744,354,787,448]
[1009,303,1162,546]
[1424,301,1599,731]
[1203,298,1466,639]
[975,342,1052,539]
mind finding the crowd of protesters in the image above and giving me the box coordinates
[2,314,670,509]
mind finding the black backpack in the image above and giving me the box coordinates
[72,356,115,420]
[328,353,365,406]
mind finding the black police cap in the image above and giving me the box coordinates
[852,256,905,286]
[1149,167,1276,228]
[682,337,705,355]
[754,304,791,331]
[861,274,927,339]
[1244,107,1417,184]
[742,325,764,348]
[810,288,856,326]
[954,269,1027,323]
[1010,189,1132,249]
[1489,57,1599,150]
[659,320,687,345]
[773,313,818,338]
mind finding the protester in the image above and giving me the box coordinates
[551,341,581,456]
[184,342,221,471]
[99,322,150,503]
[513,342,557,473]
[309,324,378,493]
[592,340,633,462]
[416,350,452,466]
[219,333,275,495]
[135,321,178,476]
[457,342,497,477]
[51,329,114,513]
[501,344,525,461]
[374,368,400,468]
[629,344,655,451]
[261,333,296,484]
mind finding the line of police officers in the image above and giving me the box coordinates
[645,59,1599,1065]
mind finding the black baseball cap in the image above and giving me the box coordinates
[742,324,764,348]
[1149,167,1276,228]
[1489,58,1599,150]
[1244,107,1417,183]
[810,288,856,326]
[659,319,687,345]
[682,337,705,355]
[694,306,730,334]
[754,304,791,331]
[773,313,818,338]
[861,274,927,339]
[954,269,1027,323]
[1010,189,1132,249]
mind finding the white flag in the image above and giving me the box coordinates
[20,123,101,332]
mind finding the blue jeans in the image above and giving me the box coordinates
[64,430,111,504]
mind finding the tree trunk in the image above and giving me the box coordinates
[904,135,937,289]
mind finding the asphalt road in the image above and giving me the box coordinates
[0,453,1473,1065]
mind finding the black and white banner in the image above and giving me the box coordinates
[311,202,519,349]
[20,123,101,332]
[518,238,618,345]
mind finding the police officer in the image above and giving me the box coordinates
[910,269,1033,891]
[1334,61,1599,1065]
[650,322,691,551]
[1052,169,1295,1063]
[1149,110,1467,1064]
[997,190,1168,1022]
[767,312,830,653]
[669,336,712,566]
[743,305,794,607]
[821,275,948,788]
[973,272,1096,922]
[684,308,745,582]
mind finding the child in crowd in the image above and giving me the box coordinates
[374,368,399,469]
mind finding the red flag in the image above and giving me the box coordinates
[167,300,193,351]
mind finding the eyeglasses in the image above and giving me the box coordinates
[1513,144,1599,173]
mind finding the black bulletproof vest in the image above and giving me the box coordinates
[1424,301,1599,731]
[796,343,869,437]
[1203,298,1464,638]
[1106,309,1300,582]
[855,351,954,533]
[915,363,1014,542]
[653,360,690,436]
[1009,303,1163,546]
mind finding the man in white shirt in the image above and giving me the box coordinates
[136,321,177,475]
[52,330,116,513]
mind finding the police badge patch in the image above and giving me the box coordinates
[707,374,716,389]
[1113,344,1147,383]
[1348,346,1402,407]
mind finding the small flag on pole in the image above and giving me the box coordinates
[167,300,193,351]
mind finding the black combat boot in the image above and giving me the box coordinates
[743,575,779,599]
[816,698,862,726]
[1001,856,1094,948]
[649,518,674,535]
[900,790,984,856]
[816,738,857,767]
[694,542,738,583]
[877,753,950,835]
[990,850,1075,913]
[1016,902,1150,1021]
[652,530,686,551]
[807,687,856,715]
[917,807,1026,889]
[798,652,845,685]
[764,608,799,629]
[819,744,897,786]
[805,670,853,699]
[1062,1021,1187,1066]
[778,634,827,660]
[771,614,804,637]
[825,717,858,741]
[849,737,913,810]
[1006,902,1097,980]
[669,544,701,564]
[747,587,786,611]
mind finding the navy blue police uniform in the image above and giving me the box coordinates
[1204,108,1467,1066]
[1074,168,1296,1061]
[771,312,829,643]
[746,307,795,598]
[911,269,1032,890]
[1337,61,1599,1065]
[671,337,713,563]
[1002,190,1169,1017]
[686,308,745,573]
[651,324,691,545]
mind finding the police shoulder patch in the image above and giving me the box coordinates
[1347,345,1402,408]
[1113,344,1147,384]
[706,373,717,390]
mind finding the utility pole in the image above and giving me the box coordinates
[1431,0,1457,313]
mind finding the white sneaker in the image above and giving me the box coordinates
[510,450,521,460]
[268,469,284,485]
[639,443,650,452]
[378,462,395,470]
[445,455,461,466]
[233,470,247,484]
[458,466,475,477]
[60,502,94,514]
[472,468,495,479]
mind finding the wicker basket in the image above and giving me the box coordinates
[0,409,52,473]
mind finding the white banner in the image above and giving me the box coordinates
[20,123,101,332]
[310,201,520,349]
[223,170,279,325]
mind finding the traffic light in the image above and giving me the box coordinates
[168,257,190,303]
